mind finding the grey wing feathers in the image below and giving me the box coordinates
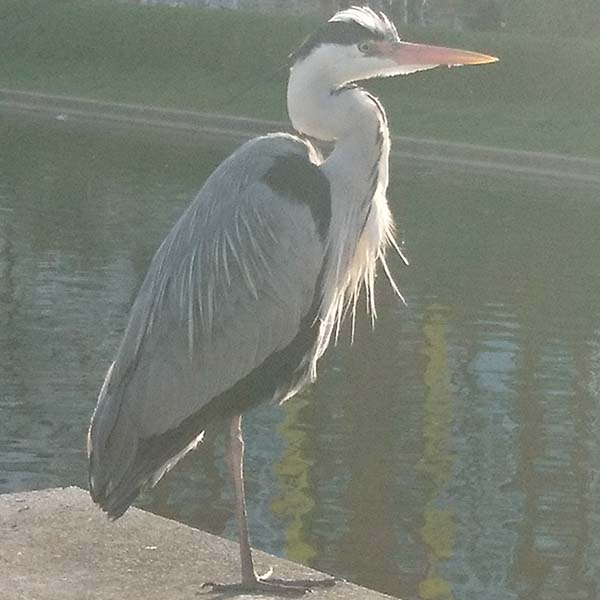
[88,134,329,512]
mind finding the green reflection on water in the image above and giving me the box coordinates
[272,397,317,565]
[418,305,456,600]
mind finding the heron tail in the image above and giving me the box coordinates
[87,362,207,519]
[87,362,147,519]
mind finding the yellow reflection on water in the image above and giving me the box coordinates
[271,397,317,565]
[417,305,457,600]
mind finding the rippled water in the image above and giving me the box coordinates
[1,118,600,600]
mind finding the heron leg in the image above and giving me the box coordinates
[202,413,338,596]
[228,413,256,585]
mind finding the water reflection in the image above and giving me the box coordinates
[1,119,600,600]
[418,305,457,600]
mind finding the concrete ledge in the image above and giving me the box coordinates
[0,487,398,600]
[2,88,600,190]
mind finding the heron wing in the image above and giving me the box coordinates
[89,134,330,513]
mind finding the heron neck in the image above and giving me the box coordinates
[322,89,389,190]
[288,65,394,371]
[315,87,390,216]
[288,64,389,180]
[288,58,381,139]
[306,88,393,370]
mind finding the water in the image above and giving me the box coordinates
[1,118,600,600]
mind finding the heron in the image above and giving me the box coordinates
[88,6,496,595]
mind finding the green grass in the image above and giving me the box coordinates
[1,0,599,157]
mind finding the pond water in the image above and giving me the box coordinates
[1,118,600,600]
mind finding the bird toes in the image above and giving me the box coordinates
[201,570,338,596]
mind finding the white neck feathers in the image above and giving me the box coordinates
[287,48,400,378]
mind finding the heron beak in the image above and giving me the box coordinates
[382,40,498,68]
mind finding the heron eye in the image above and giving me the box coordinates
[358,41,374,55]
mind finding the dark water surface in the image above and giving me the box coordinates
[1,119,600,600]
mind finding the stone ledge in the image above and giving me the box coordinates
[0,487,398,600]
[2,88,600,190]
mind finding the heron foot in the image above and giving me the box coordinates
[202,569,338,596]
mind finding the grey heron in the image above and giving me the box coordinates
[88,6,496,595]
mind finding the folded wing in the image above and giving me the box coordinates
[88,134,330,517]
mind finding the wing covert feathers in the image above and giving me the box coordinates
[88,134,330,517]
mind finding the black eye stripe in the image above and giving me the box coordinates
[292,21,384,62]
[321,21,385,45]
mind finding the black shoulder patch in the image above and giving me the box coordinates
[262,154,331,243]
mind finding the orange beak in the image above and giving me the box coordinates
[382,40,498,67]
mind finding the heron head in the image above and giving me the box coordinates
[291,6,497,87]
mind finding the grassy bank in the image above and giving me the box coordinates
[1,0,599,157]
